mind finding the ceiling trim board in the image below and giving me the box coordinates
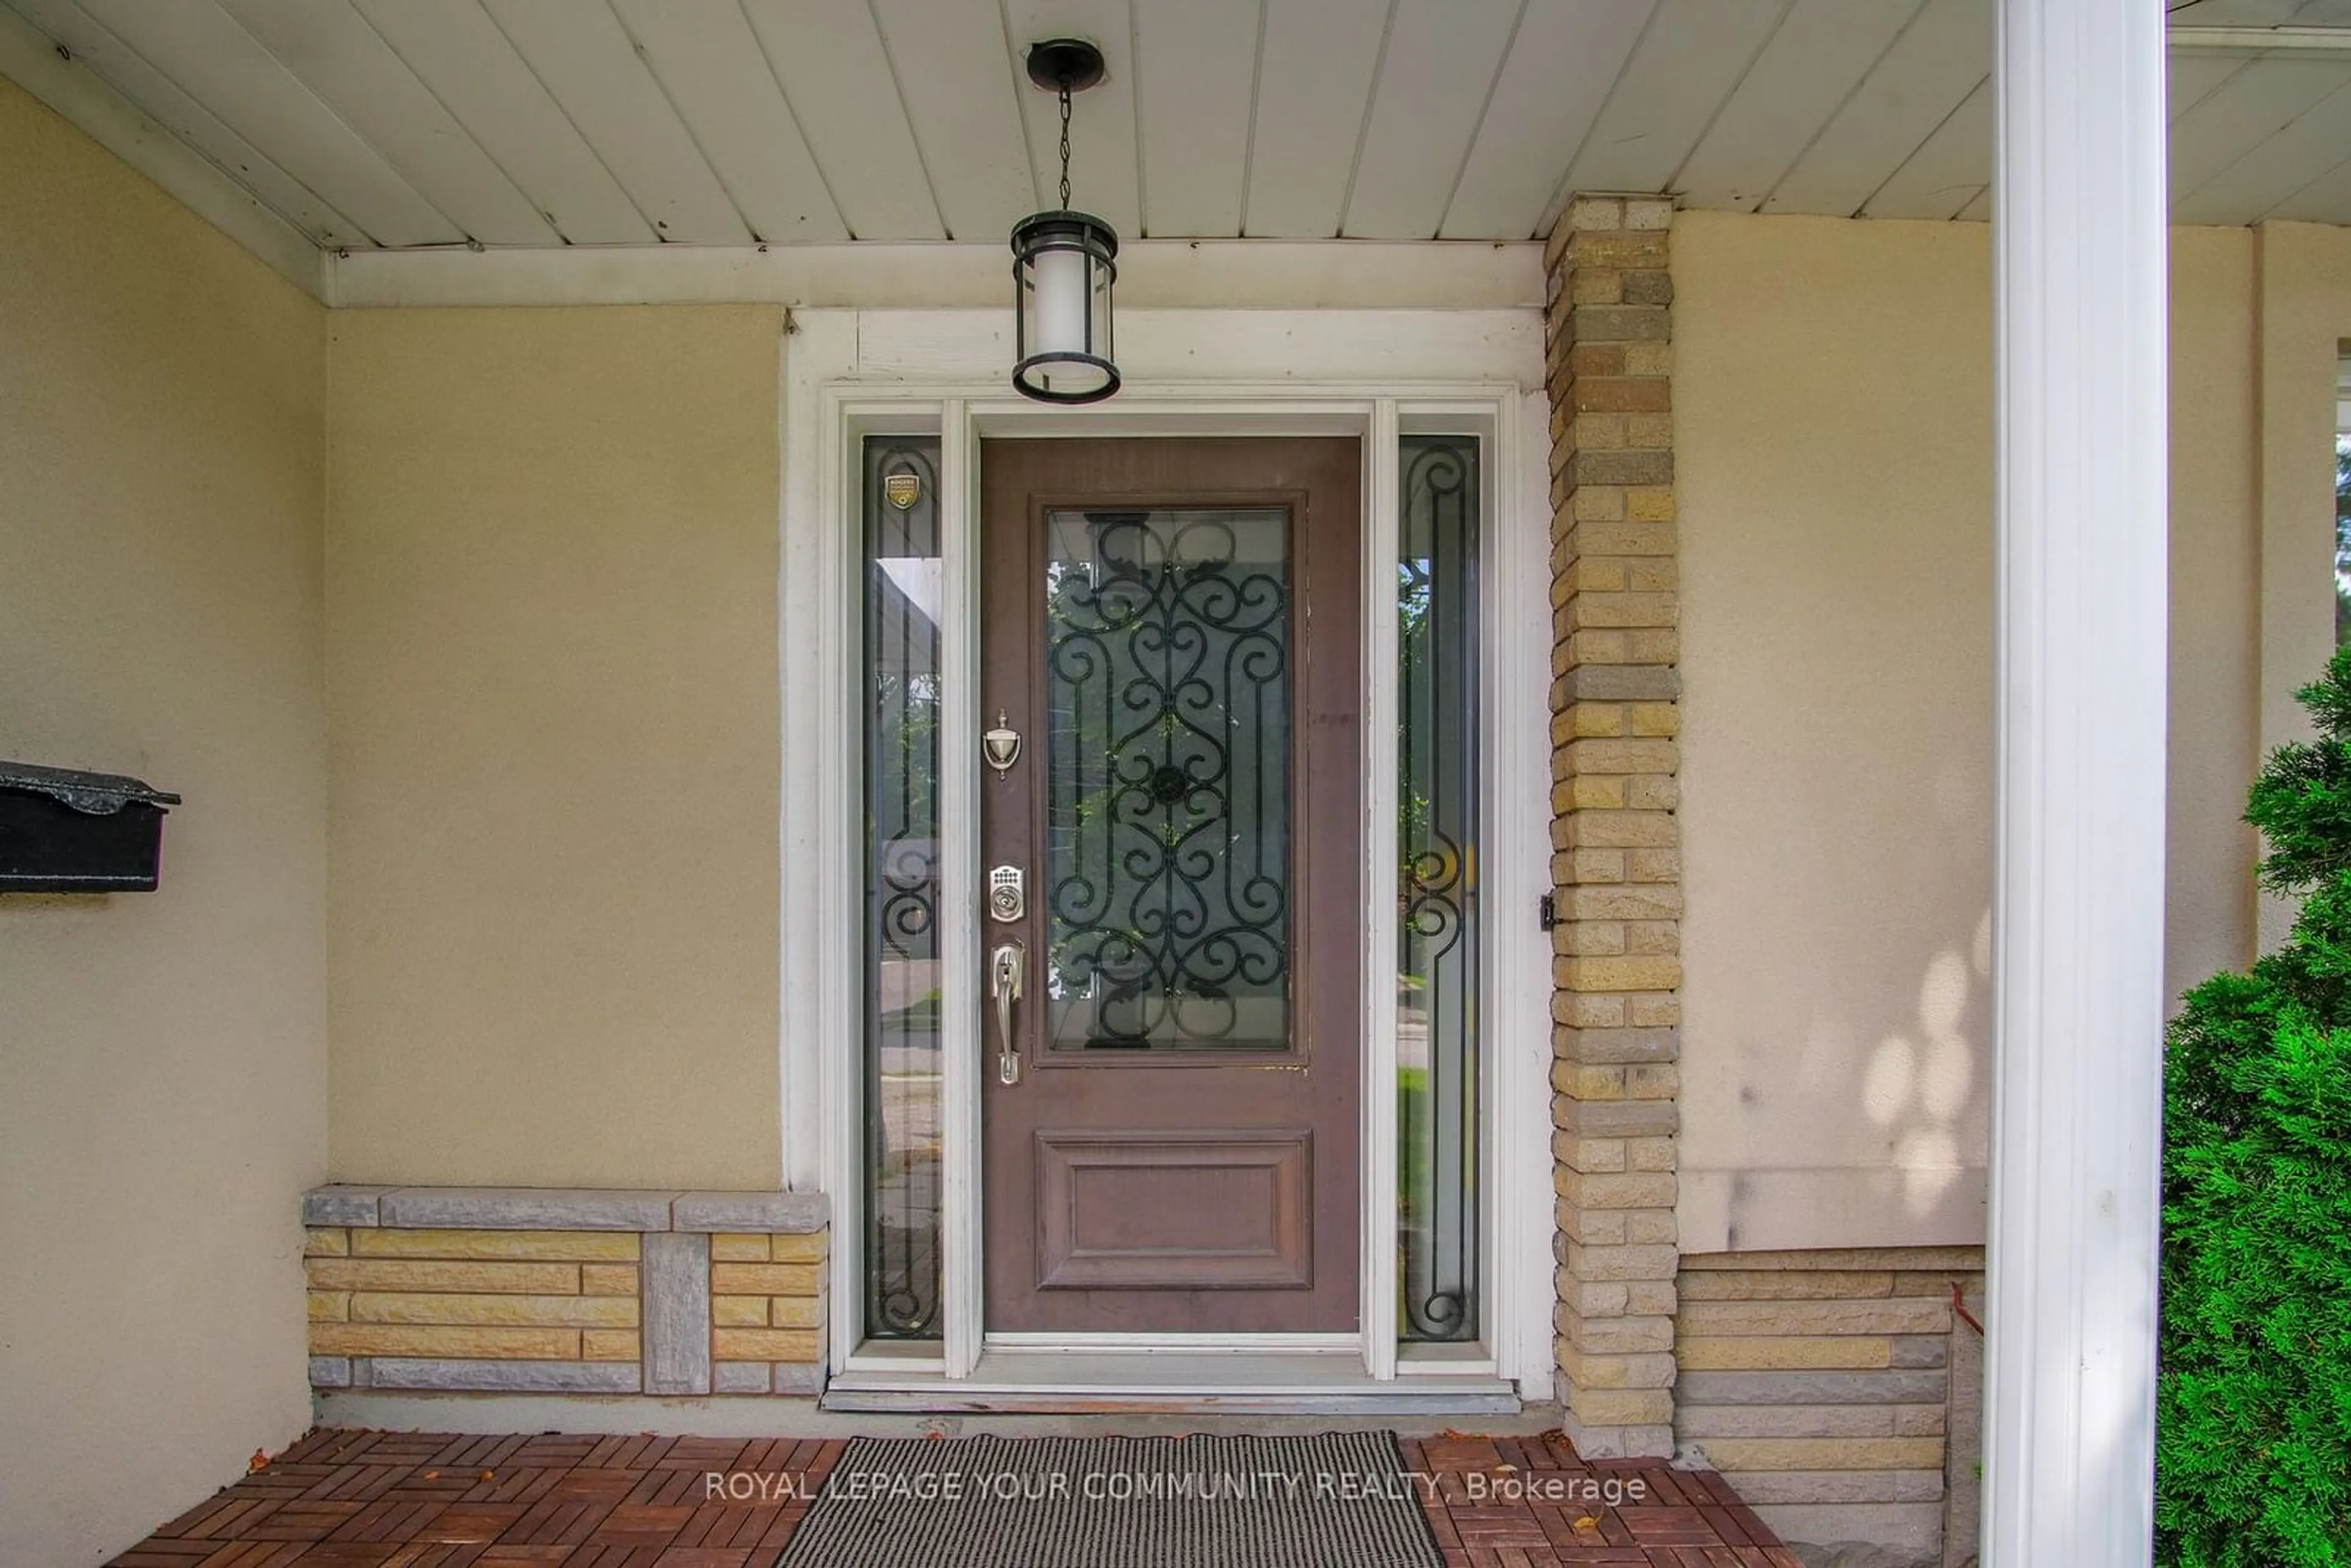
[328,238,1546,311]
[0,3,324,296]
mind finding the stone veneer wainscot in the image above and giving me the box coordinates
[302,1187,827,1397]
[1674,1247,1986,1568]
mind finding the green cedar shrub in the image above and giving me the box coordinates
[2158,646,2351,1566]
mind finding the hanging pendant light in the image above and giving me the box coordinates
[1011,40,1119,403]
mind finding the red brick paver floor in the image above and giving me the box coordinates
[1402,1433,1803,1567]
[107,1430,842,1567]
[106,1428,1796,1567]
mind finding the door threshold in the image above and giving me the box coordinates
[822,1350,1520,1416]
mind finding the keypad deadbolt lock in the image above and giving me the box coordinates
[989,865,1025,923]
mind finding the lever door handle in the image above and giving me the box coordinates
[989,940,1025,1086]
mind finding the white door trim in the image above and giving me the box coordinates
[781,307,1553,1402]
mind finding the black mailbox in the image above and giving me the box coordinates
[0,761,182,893]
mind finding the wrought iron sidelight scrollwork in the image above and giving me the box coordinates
[878,836,936,955]
[1403,830,1467,962]
[1400,435,1481,1344]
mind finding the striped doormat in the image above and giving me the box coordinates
[775,1431,1441,1567]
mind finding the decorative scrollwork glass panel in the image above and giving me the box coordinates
[862,437,943,1339]
[1399,435,1480,1343]
[1043,507,1293,1052]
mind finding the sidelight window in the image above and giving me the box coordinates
[1398,434,1481,1344]
[861,435,945,1341]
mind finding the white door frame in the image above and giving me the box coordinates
[778,307,1554,1400]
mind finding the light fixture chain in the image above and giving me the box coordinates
[1057,82,1073,210]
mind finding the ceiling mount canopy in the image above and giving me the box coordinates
[1024,37,1108,94]
[1010,39,1119,405]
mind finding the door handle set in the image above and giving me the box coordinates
[986,715,1027,1086]
[989,862,1026,1086]
[990,939,1024,1086]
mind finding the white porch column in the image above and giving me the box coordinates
[1985,0,2169,1564]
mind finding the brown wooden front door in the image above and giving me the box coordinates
[980,437,1361,1335]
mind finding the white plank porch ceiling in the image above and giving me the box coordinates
[7,0,2351,251]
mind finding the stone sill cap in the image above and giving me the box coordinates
[304,1185,828,1234]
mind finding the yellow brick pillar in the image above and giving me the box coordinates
[1545,193,1682,1459]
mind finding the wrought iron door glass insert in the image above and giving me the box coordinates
[1399,435,1480,1342]
[1043,507,1292,1052]
[862,437,943,1338]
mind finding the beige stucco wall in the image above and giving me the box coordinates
[313,219,2339,1244]
[1673,211,2315,1252]
[2255,222,2351,947]
[0,77,326,1567]
[324,306,782,1190]
[2169,229,2263,991]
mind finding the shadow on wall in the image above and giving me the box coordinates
[1852,907,1993,1223]
[1695,903,1993,1253]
